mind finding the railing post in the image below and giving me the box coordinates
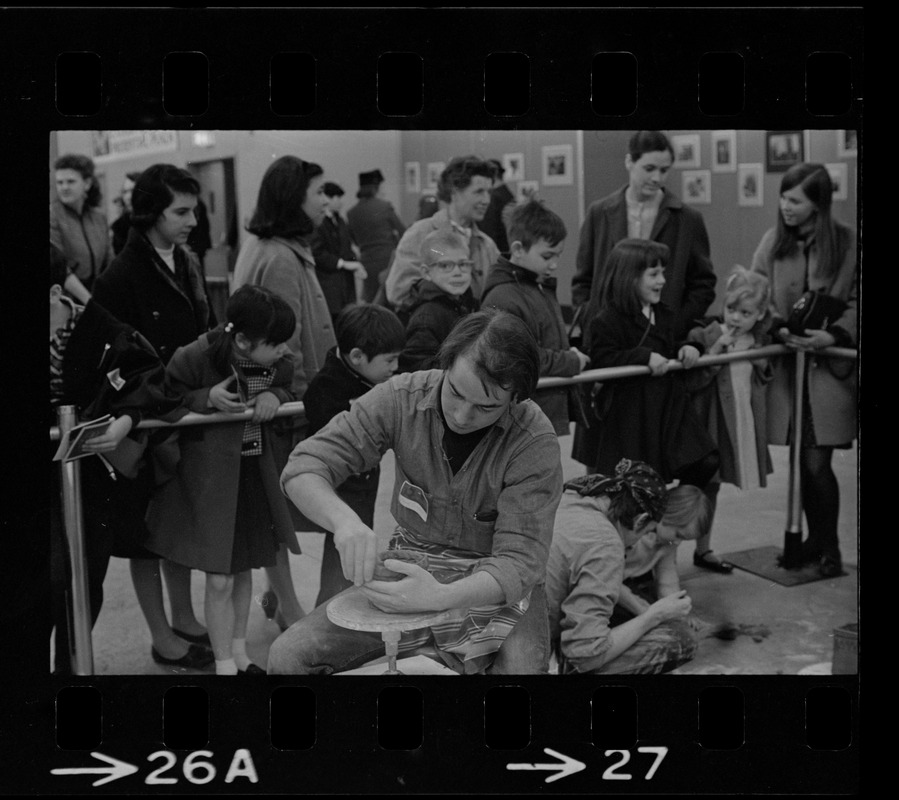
[57,405,95,675]
[782,350,806,569]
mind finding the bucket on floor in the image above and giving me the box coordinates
[831,622,858,674]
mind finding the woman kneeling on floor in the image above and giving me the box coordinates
[546,459,706,675]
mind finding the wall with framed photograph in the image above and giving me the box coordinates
[765,130,804,172]
[541,144,574,186]
[825,162,849,201]
[404,161,420,194]
[672,133,701,168]
[502,152,525,181]
[682,169,711,204]
[737,163,763,207]
[425,161,445,191]
[711,130,737,173]
[837,130,858,158]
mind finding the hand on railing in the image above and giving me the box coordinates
[777,326,836,351]
[208,376,247,413]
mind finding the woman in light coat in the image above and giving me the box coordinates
[232,155,336,628]
[751,162,857,578]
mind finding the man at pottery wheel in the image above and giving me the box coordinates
[268,309,563,674]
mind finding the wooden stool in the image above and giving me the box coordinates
[326,589,452,674]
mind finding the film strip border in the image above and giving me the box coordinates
[3,8,862,128]
[4,6,861,795]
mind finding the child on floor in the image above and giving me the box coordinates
[481,199,590,436]
[397,229,479,372]
[618,484,714,622]
[302,303,406,606]
[573,239,722,561]
[145,285,300,675]
[685,267,774,572]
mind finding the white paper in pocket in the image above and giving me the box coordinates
[398,480,429,522]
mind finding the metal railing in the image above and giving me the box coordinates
[52,344,857,674]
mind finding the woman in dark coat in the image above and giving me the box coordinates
[310,182,367,323]
[571,131,717,340]
[49,245,197,672]
[346,170,407,302]
[90,164,216,667]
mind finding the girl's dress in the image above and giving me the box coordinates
[145,331,300,575]
[571,301,716,481]
[686,319,774,489]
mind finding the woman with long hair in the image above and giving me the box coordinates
[751,162,858,578]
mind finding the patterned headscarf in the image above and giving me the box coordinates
[564,458,668,522]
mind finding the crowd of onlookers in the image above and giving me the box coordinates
[48,130,857,676]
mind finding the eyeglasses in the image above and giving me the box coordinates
[428,259,474,273]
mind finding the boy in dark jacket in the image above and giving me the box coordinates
[397,229,479,373]
[302,303,406,605]
[481,199,590,436]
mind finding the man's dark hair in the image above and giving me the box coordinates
[246,155,324,239]
[336,304,406,360]
[508,199,567,249]
[322,182,345,198]
[627,130,675,162]
[437,156,495,203]
[130,164,201,232]
[437,308,539,401]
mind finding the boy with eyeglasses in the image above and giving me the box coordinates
[481,199,590,436]
[397,229,479,372]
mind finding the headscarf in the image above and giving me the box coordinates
[563,458,667,522]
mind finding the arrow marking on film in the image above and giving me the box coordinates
[51,752,139,787]
[506,747,587,783]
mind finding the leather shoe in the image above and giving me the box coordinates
[693,550,734,574]
[260,590,278,620]
[151,644,214,670]
[237,663,266,676]
[818,556,844,578]
[172,628,211,646]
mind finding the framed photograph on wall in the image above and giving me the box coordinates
[671,133,701,168]
[737,163,764,207]
[502,152,525,181]
[426,161,445,191]
[837,130,858,158]
[516,180,539,202]
[404,161,420,194]
[681,169,711,204]
[765,130,804,172]
[711,130,737,173]
[825,162,849,201]
[541,144,573,186]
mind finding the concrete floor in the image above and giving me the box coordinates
[80,436,858,676]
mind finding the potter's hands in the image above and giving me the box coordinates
[360,561,443,613]
[334,521,378,586]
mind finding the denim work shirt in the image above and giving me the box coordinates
[281,369,563,603]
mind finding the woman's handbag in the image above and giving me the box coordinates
[786,290,848,336]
